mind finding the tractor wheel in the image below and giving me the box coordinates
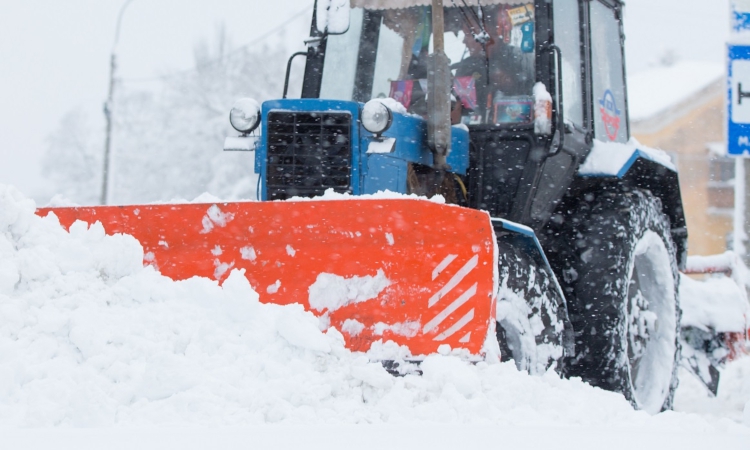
[495,238,568,375]
[550,188,680,413]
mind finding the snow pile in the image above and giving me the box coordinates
[284,187,448,204]
[675,357,750,426]
[680,275,749,333]
[0,184,748,432]
[628,61,723,122]
[579,138,676,176]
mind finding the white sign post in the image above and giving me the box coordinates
[730,1,750,262]
[727,48,750,155]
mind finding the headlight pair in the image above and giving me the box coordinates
[230,98,394,136]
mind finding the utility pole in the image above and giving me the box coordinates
[101,0,136,205]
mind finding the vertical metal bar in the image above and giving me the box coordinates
[432,0,445,52]
[101,0,136,205]
[428,0,452,168]
[283,52,309,99]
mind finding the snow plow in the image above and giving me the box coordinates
[38,199,500,356]
[39,0,692,414]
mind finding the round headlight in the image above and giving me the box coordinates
[361,100,393,135]
[229,98,261,133]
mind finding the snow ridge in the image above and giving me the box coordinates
[0,184,748,432]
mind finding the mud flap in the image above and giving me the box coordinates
[38,199,497,357]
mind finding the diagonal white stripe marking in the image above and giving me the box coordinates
[459,332,471,343]
[428,254,478,307]
[432,254,458,281]
[423,283,478,333]
[434,309,475,341]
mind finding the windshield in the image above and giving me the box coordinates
[320,2,536,126]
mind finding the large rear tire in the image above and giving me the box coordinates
[549,188,680,413]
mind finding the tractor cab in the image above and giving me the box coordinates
[228,0,631,231]
[317,1,537,126]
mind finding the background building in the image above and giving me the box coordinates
[629,60,731,257]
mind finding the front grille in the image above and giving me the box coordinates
[266,111,352,200]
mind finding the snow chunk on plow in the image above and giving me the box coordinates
[308,270,390,312]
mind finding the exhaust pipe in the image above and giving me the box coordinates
[427,0,452,169]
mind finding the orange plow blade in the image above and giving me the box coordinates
[38,199,497,357]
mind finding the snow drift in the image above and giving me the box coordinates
[0,184,748,432]
[681,275,749,333]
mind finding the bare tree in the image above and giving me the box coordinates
[42,109,102,204]
[43,28,303,205]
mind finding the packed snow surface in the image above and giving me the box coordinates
[680,274,749,333]
[675,357,750,426]
[0,184,748,443]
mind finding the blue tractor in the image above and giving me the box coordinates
[224,0,686,413]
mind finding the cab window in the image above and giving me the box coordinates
[553,0,584,128]
[320,3,537,126]
[590,1,628,143]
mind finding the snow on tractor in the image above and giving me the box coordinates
[40,0,711,414]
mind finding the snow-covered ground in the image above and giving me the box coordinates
[0,184,748,449]
[1,423,747,450]
[675,358,750,424]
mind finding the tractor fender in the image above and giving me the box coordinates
[491,218,576,365]
[576,141,688,270]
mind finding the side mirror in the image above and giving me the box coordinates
[316,0,350,35]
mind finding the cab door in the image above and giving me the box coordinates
[588,0,629,144]
[528,0,591,228]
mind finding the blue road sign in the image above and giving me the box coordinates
[733,10,750,33]
[733,0,750,31]
[727,44,750,156]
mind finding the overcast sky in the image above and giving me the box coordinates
[0,0,731,201]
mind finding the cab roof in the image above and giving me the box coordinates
[351,0,517,9]
[350,0,623,9]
